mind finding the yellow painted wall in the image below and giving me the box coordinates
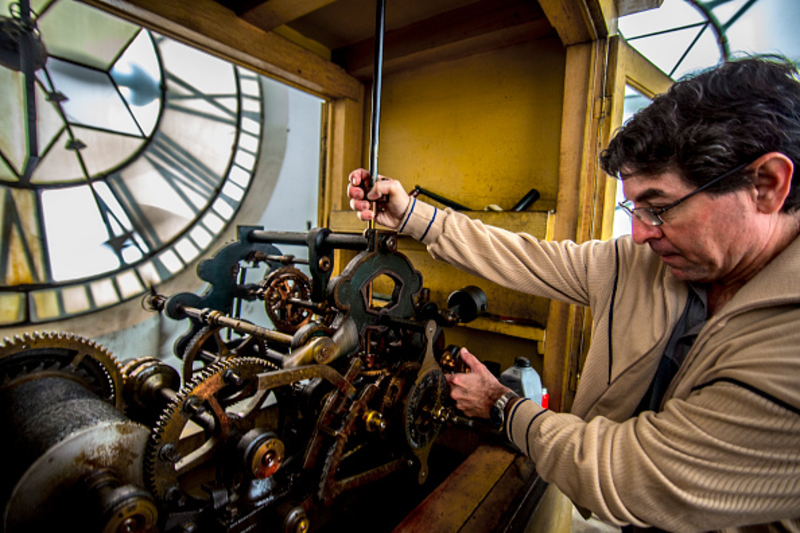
[376,36,566,213]
[356,35,568,371]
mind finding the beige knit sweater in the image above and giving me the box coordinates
[399,198,800,532]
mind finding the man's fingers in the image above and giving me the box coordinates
[459,348,484,372]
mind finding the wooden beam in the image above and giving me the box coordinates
[241,0,337,33]
[336,0,554,79]
[544,40,611,412]
[538,0,614,46]
[80,0,361,100]
[616,0,663,17]
[622,40,673,98]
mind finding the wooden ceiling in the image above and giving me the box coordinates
[208,0,556,79]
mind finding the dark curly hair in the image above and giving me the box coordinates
[600,55,800,213]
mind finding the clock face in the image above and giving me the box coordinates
[0,0,262,325]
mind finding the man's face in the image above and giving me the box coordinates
[622,170,761,283]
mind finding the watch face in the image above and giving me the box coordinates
[0,0,262,325]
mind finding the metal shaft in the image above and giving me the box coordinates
[368,0,386,232]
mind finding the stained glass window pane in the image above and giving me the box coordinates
[5,188,46,284]
[62,284,90,314]
[0,0,55,15]
[46,57,142,136]
[37,0,139,71]
[72,125,147,178]
[111,30,162,136]
[116,270,143,298]
[0,292,25,325]
[0,68,25,180]
[89,278,119,307]
[35,78,66,165]
[30,129,85,184]
[137,261,160,287]
[41,185,121,281]
[30,289,60,321]
[160,38,237,96]
[116,157,197,244]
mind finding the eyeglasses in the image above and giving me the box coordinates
[617,161,753,226]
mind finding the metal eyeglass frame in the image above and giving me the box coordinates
[617,160,753,226]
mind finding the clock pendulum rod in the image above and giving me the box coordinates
[368,0,386,239]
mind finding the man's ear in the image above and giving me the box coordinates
[750,152,794,214]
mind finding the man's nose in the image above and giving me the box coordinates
[631,217,664,245]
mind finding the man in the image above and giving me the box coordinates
[347,56,800,532]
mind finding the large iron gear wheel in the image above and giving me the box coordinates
[180,325,275,385]
[144,357,277,503]
[0,331,123,409]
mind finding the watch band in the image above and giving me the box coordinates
[491,391,518,430]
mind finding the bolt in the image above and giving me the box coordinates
[165,485,182,504]
[223,370,243,386]
[159,443,181,463]
[318,256,332,272]
[381,234,397,252]
[183,396,205,416]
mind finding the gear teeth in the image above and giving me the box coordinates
[0,330,124,409]
[144,357,276,501]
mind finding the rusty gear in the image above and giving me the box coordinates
[144,357,276,503]
[0,331,123,409]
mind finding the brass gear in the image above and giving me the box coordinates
[0,331,123,409]
[144,357,277,503]
[261,266,314,334]
[380,362,420,414]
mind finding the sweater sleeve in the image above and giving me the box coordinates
[508,382,800,531]
[397,200,619,306]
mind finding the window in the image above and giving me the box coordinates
[0,0,263,324]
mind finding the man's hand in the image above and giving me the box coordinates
[347,169,410,229]
[445,348,512,419]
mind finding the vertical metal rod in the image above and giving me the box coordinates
[368,0,386,233]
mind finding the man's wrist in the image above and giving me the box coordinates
[489,390,518,430]
[504,395,522,419]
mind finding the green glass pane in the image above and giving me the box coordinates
[0,68,25,180]
[37,0,139,71]
[30,129,85,184]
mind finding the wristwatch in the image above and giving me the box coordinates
[489,391,518,430]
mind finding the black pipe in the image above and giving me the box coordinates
[247,229,368,251]
[511,188,540,212]
[411,185,472,211]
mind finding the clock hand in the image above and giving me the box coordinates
[16,0,43,184]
